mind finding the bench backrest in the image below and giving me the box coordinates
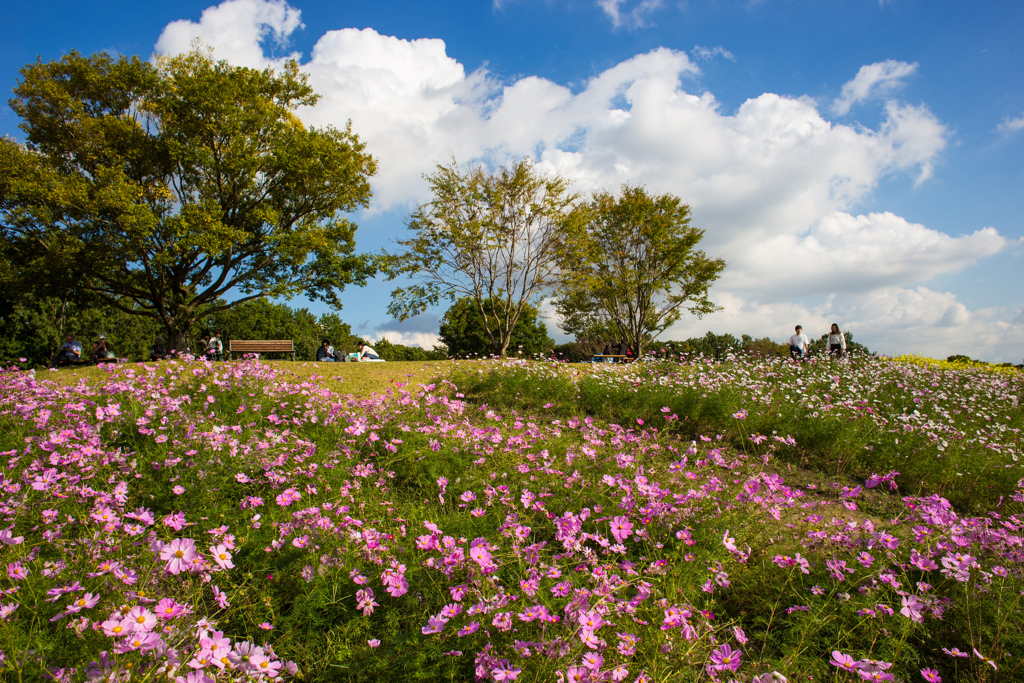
[228,340,295,360]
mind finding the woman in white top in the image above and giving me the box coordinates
[356,341,380,361]
[827,323,847,357]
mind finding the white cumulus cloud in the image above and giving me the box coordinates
[155,0,303,69]
[832,59,918,115]
[692,45,735,62]
[997,112,1024,134]
[597,0,664,29]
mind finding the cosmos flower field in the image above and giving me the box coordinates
[0,354,1021,682]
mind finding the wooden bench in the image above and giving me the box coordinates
[228,340,295,361]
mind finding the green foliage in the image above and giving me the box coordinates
[438,296,553,359]
[551,341,601,363]
[370,337,447,362]
[0,291,162,366]
[198,299,364,361]
[385,157,581,356]
[0,48,376,349]
[555,185,726,356]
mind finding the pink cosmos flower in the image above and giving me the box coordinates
[66,592,100,613]
[610,516,633,543]
[210,544,233,570]
[100,616,132,637]
[829,651,858,672]
[368,639,380,648]
[116,631,162,653]
[708,643,742,673]
[920,668,941,682]
[900,595,924,623]
[159,538,197,575]
[229,642,264,672]
[421,616,447,634]
[493,666,522,681]
[156,598,186,620]
[0,527,24,545]
[126,606,157,632]
[355,588,379,616]
[973,649,998,670]
[212,585,230,609]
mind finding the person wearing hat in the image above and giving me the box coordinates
[788,325,811,360]
[91,334,115,363]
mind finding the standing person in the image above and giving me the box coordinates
[788,325,811,361]
[355,341,380,361]
[199,333,211,360]
[827,323,847,357]
[602,342,612,363]
[210,331,224,361]
[50,333,83,367]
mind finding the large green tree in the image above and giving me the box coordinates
[384,158,581,357]
[556,186,726,358]
[438,296,553,359]
[0,49,376,349]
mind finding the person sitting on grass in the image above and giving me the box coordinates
[150,336,171,361]
[316,339,335,362]
[50,333,83,368]
[355,341,380,361]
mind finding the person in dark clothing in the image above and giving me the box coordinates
[150,337,170,361]
[316,340,334,362]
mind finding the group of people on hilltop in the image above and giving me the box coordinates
[197,332,224,361]
[788,323,847,360]
[149,332,223,362]
[49,333,117,368]
[596,341,635,363]
[316,339,381,362]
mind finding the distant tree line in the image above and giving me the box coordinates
[0,294,444,366]
[550,330,874,363]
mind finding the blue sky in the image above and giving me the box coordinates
[4,0,1023,361]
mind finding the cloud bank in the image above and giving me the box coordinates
[154,0,1020,361]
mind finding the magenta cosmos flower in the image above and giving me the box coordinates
[610,516,633,543]
[830,651,858,673]
[708,644,742,673]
